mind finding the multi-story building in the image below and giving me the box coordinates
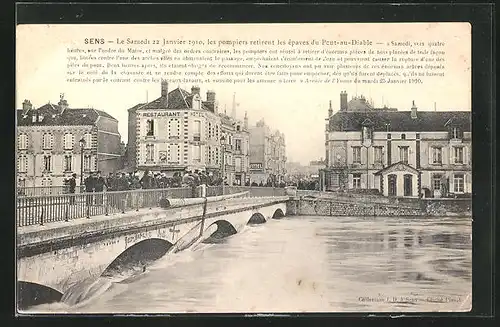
[222,111,250,186]
[16,95,122,188]
[127,82,251,184]
[248,119,287,185]
[127,82,223,175]
[321,92,471,198]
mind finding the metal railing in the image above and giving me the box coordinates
[16,185,288,227]
[17,186,85,197]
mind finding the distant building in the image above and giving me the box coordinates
[322,91,471,198]
[248,119,287,185]
[16,95,122,189]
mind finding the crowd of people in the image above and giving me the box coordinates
[63,169,297,196]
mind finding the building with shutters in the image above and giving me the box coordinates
[128,81,251,182]
[16,95,123,189]
[248,119,287,186]
[321,91,471,198]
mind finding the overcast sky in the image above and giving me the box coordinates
[16,23,471,165]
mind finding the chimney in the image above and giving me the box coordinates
[191,86,200,96]
[411,100,418,119]
[206,90,216,103]
[340,91,348,111]
[161,80,169,106]
[22,99,32,114]
[58,93,68,114]
[328,100,333,117]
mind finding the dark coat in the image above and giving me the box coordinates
[84,176,95,192]
[94,176,107,192]
[69,177,76,193]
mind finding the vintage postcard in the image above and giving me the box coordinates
[16,22,472,314]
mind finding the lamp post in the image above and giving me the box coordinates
[79,137,86,187]
[220,135,225,195]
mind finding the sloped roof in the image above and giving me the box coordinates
[136,87,210,111]
[16,103,117,126]
[347,97,373,111]
[329,110,471,132]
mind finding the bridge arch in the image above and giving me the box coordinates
[248,212,266,225]
[203,220,237,243]
[101,238,173,278]
[272,208,285,219]
[17,281,63,310]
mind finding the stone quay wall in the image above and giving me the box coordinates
[288,198,423,217]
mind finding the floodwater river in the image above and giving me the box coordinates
[26,215,472,313]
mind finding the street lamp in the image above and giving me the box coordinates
[220,135,225,195]
[79,137,86,187]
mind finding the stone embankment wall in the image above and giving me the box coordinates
[286,196,472,217]
[288,198,423,217]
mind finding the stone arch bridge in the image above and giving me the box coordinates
[17,195,288,309]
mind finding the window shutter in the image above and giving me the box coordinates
[449,147,454,165]
[348,174,353,188]
[464,146,469,166]
[450,174,455,193]
[50,134,54,149]
[361,173,366,188]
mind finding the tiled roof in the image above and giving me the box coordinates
[329,110,471,132]
[136,87,210,111]
[16,103,118,126]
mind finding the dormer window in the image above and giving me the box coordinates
[362,126,372,140]
[401,133,406,140]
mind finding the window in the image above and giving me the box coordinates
[431,147,442,164]
[454,147,464,164]
[432,174,442,190]
[235,139,242,152]
[18,134,28,150]
[399,146,409,164]
[146,144,154,162]
[193,120,201,141]
[208,123,212,139]
[169,144,179,164]
[235,157,242,170]
[362,126,372,140]
[64,155,72,172]
[43,155,52,172]
[352,146,361,164]
[236,125,241,132]
[416,133,420,140]
[451,127,461,139]
[352,173,361,189]
[193,145,201,162]
[83,155,91,172]
[401,134,406,140]
[17,155,28,173]
[146,120,154,136]
[42,133,53,150]
[454,174,464,193]
[374,146,383,164]
[169,119,180,138]
[18,178,26,189]
[64,133,74,150]
[387,133,392,140]
[330,173,340,188]
[84,133,92,149]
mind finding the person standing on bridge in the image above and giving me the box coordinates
[69,173,77,205]
[84,172,96,206]
[94,171,107,205]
